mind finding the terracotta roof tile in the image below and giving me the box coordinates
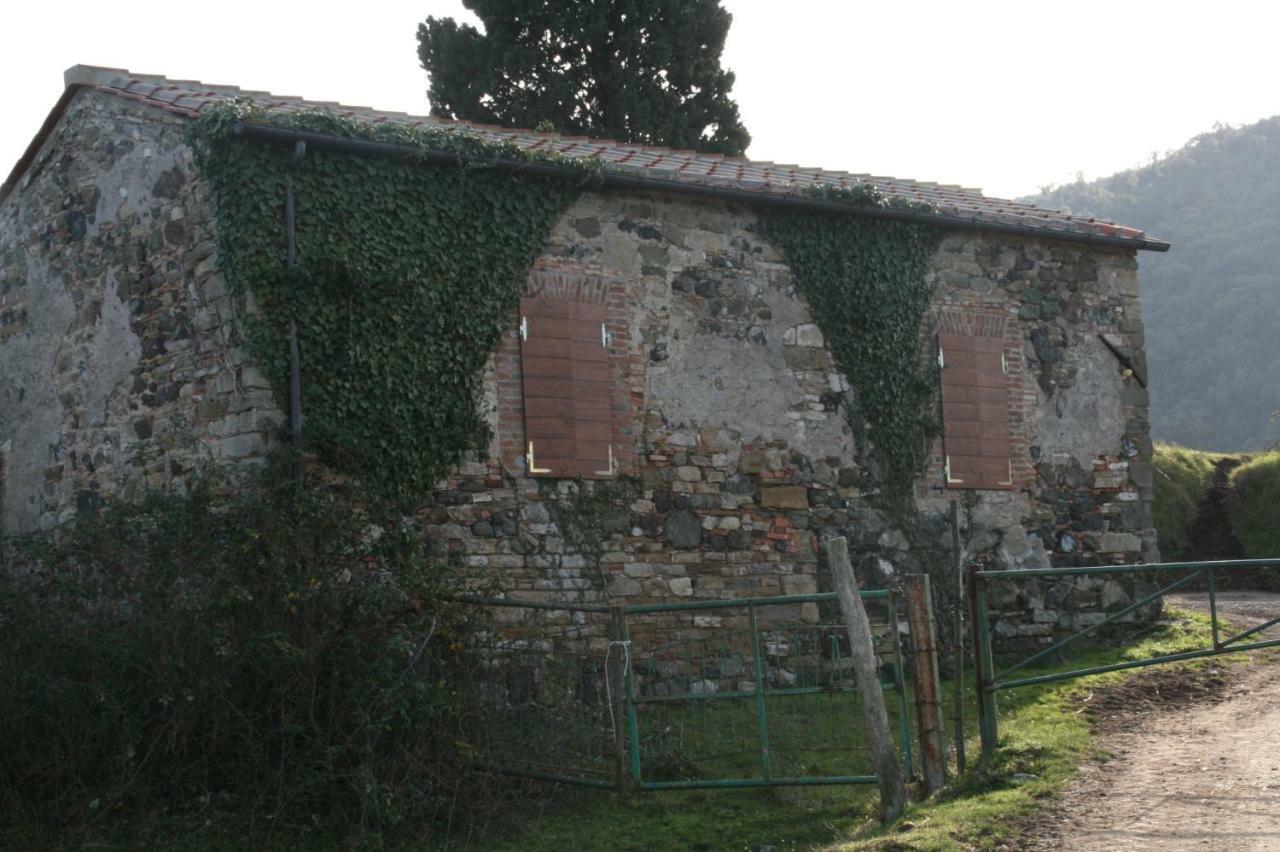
[2,66,1166,250]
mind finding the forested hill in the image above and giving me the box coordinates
[1022,118,1280,452]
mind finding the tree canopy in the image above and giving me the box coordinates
[417,0,751,156]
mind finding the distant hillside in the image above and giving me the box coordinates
[1023,119,1280,452]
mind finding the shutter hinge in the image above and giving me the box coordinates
[999,459,1013,487]
[945,456,963,484]
[1001,352,1008,374]
[594,445,615,477]
[601,322,612,348]
[938,347,945,369]
[520,316,528,341]
[526,441,550,474]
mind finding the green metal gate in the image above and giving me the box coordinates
[456,590,914,791]
[970,557,1280,755]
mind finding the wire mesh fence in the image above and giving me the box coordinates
[449,598,622,789]
[450,591,911,792]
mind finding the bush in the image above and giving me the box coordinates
[1229,451,1280,558]
[1151,443,1228,559]
[0,464,480,842]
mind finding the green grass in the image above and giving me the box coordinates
[474,611,1221,851]
[475,684,914,851]
[1228,451,1280,558]
[840,610,1219,851]
[1152,443,1230,559]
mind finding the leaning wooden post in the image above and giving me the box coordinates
[826,537,906,823]
[904,574,947,794]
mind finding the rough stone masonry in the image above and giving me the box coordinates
[0,82,1161,651]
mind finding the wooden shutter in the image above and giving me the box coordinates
[519,296,614,478]
[939,333,1013,490]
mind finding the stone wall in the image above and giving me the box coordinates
[0,91,1158,647]
[0,91,280,535]
[434,192,1157,648]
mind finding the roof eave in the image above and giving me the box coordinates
[0,84,83,206]
[232,121,1172,253]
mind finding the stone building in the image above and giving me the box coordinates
[0,66,1170,640]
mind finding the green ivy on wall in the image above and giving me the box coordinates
[190,103,941,519]
[189,103,597,507]
[764,186,943,518]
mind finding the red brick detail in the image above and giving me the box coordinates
[525,270,610,304]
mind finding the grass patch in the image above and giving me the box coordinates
[1228,450,1280,558]
[474,681,914,851]
[840,609,1217,851]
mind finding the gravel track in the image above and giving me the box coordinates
[1033,592,1280,850]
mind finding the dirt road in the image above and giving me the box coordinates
[1037,592,1280,851]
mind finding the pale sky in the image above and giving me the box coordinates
[3,1,1278,201]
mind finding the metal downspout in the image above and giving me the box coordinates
[284,139,306,480]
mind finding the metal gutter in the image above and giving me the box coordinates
[231,122,1172,253]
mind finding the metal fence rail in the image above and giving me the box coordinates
[970,557,1280,755]
[450,590,913,792]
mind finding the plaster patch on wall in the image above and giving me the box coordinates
[89,128,183,239]
[650,268,853,460]
[481,350,502,460]
[0,254,76,533]
[1032,337,1125,467]
[80,270,143,430]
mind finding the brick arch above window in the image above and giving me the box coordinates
[938,310,1008,341]
[524,270,610,305]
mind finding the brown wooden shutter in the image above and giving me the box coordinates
[519,296,614,478]
[939,332,1013,490]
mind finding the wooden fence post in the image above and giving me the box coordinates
[826,537,907,823]
[904,574,947,794]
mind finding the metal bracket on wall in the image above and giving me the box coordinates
[1098,333,1147,388]
[526,441,551,474]
[594,445,616,477]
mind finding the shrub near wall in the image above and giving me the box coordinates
[1152,444,1280,578]
[1151,443,1226,559]
[1229,451,1280,558]
[0,464,479,841]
